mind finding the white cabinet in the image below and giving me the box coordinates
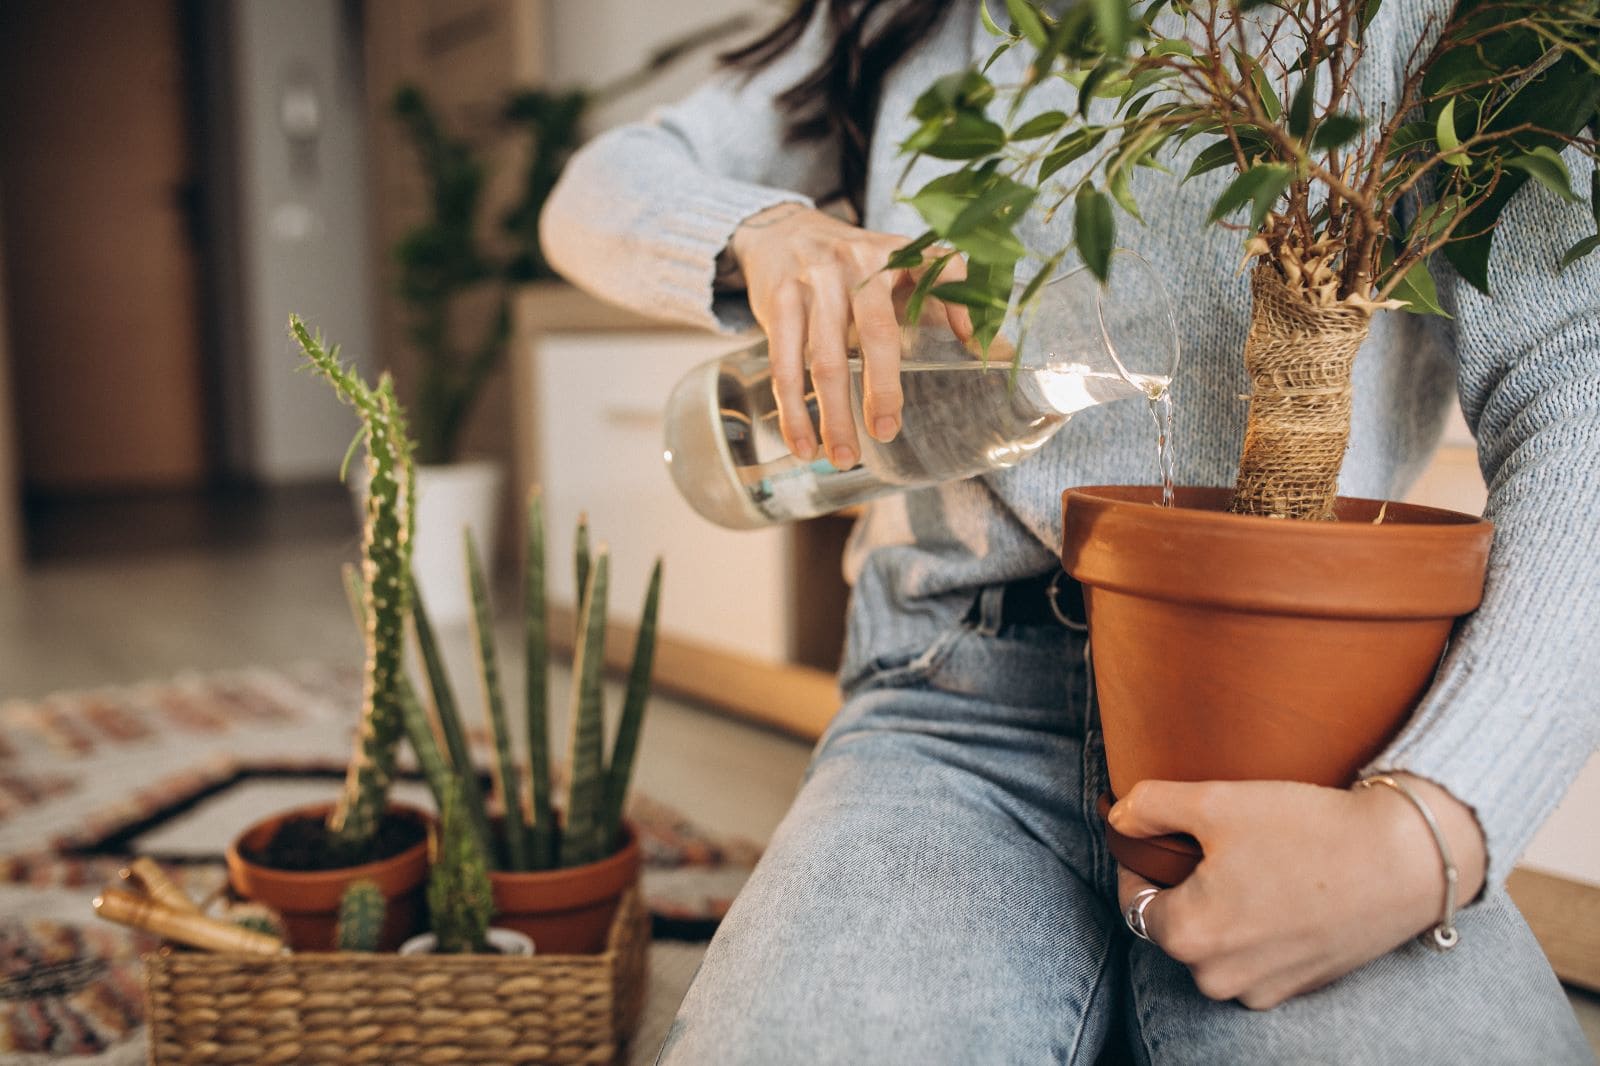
[526,330,797,662]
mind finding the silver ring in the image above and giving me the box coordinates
[1124,887,1161,942]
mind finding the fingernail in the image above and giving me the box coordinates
[873,416,899,442]
[792,437,816,461]
[831,445,857,469]
[1107,804,1125,829]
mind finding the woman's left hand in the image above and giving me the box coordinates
[1111,775,1487,1010]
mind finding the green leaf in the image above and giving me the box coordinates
[885,231,938,270]
[1208,163,1292,232]
[1390,260,1449,317]
[1591,165,1600,229]
[922,114,1007,160]
[1091,0,1129,55]
[1504,146,1581,203]
[1232,48,1281,122]
[1039,128,1106,181]
[900,117,944,155]
[1185,138,1241,181]
[1406,194,1464,245]
[1013,110,1069,140]
[1005,0,1048,47]
[963,258,1016,354]
[948,177,1037,238]
[1108,163,1143,222]
[908,171,983,232]
[1074,184,1115,280]
[1310,113,1364,152]
[930,280,1010,310]
[948,227,1028,265]
[980,0,1007,37]
[1126,67,1173,101]
[1558,233,1600,271]
[1016,252,1068,311]
[913,70,996,121]
[1152,38,1193,57]
[1384,120,1432,158]
[1359,0,1383,31]
[1436,98,1469,166]
[1078,58,1120,117]
[904,251,957,328]
[1288,69,1315,140]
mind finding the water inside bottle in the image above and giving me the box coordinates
[682,352,1169,525]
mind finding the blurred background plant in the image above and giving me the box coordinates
[390,13,754,466]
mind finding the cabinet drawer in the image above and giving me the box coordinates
[529,331,796,663]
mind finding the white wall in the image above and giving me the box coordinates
[226,0,376,483]
[547,0,773,134]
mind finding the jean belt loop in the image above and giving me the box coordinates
[975,584,1006,637]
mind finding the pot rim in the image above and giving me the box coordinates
[487,821,642,910]
[226,801,433,886]
[1064,485,1489,534]
[1061,485,1494,618]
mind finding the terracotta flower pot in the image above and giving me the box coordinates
[226,802,432,951]
[488,822,642,955]
[1060,485,1494,886]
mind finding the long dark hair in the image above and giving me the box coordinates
[722,1,950,218]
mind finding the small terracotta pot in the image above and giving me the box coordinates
[226,802,431,951]
[1061,486,1493,885]
[488,823,642,955]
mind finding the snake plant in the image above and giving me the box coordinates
[410,489,662,870]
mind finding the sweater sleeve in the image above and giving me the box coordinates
[1366,147,1600,891]
[539,10,839,334]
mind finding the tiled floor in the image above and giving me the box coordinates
[4,487,1597,1058]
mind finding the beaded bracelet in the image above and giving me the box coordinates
[1355,773,1461,951]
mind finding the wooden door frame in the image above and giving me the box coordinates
[0,194,22,577]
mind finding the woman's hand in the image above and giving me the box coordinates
[728,204,974,469]
[1111,775,1488,1010]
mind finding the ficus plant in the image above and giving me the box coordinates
[894,0,1600,519]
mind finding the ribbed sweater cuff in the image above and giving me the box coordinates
[651,182,813,334]
[1363,646,1577,895]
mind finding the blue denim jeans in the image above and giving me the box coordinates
[656,585,1593,1064]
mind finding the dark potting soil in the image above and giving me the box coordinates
[244,811,428,871]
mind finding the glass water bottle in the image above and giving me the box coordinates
[663,249,1179,529]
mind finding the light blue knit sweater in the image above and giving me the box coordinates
[541,0,1600,888]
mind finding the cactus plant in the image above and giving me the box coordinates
[335,879,387,953]
[290,316,415,861]
[427,782,493,954]
[410,490,662,872]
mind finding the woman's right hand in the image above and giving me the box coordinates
[728,204,974,469]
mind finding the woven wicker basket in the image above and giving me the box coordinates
[144,887,649,1065]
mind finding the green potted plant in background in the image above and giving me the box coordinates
[393,489,663,954]
[897,0,1599,883]
[383,13,753,626]
[225,317,431,950]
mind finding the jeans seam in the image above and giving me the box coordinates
[1066,930,1118,1066]
[1126,949,1160,1066]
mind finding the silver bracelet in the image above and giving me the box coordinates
[1355,774,1460,951]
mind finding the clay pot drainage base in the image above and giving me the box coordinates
[1061,485,1493,886]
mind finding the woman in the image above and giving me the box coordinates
[541,1,1599,1061]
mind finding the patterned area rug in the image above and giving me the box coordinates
[0,665,760,1064]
